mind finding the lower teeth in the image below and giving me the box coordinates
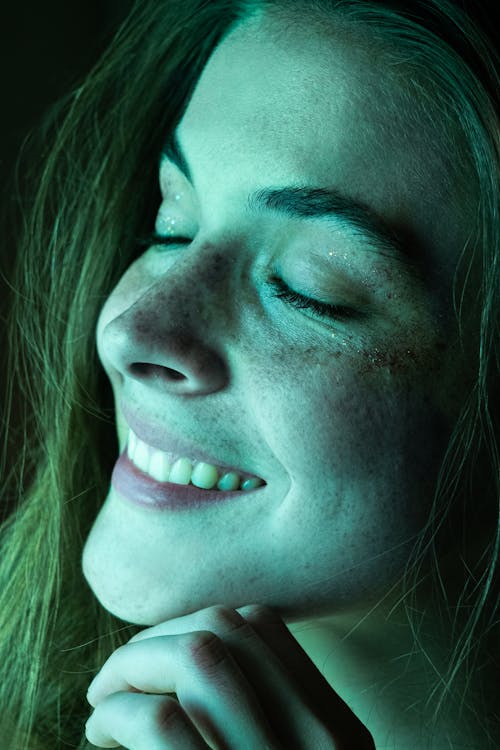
[241,478,265,491]
[136,462,263,491]
[185,477,264,492]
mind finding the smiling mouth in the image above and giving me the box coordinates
[126,428,266,492]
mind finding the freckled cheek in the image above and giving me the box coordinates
[277,362,449,500]
[302,382,401,472]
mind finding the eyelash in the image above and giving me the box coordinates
[267,276,359,321]
[136,233,359,321]
[136,232,191,248]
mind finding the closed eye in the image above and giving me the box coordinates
[136,232,192,248]
[267,276,363,321]
[135,234,362,322]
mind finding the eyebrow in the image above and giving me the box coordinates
[161,131,419,269]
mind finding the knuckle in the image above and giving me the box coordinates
[205,604,246,630]
[154,695,186,733]
[184,630,228,673]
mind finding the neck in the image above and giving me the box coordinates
[286,591,485,748]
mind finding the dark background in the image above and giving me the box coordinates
[0,1,134,187]
[0,2,134,522]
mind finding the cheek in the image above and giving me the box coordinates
[330,372,449,485]
[252,337,451,513]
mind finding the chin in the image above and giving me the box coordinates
[88,582,163,626]
[82,557,149,627]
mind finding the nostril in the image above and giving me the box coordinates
[164,367,185,381]
[129,363,186,381]
[129,362,146,377]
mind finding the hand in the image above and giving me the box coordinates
[85,603,375,749]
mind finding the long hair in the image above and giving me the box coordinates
[0,1,497,747]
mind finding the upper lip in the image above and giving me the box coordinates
[120,402,264,482]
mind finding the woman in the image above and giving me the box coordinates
[0,0,498,747]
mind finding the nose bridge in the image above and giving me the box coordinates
[180,242,231,310]
[149,239,240,332]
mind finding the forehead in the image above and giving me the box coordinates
[180,14,408,177]
[173,10,473,276]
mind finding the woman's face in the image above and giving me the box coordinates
[83,10,475,626]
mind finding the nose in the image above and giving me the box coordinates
[99,243,237,396]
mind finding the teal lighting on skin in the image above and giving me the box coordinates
[160,129,424,275]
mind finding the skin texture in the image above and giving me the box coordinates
[83,9,478,747]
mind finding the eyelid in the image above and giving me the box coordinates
[136,232,192,248]
[267,275,364,322]
[133,235,364,323]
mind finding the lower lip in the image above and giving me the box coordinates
[111,449,266,511]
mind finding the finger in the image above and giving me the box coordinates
[90,605,354,748]
[87,630,281,749]
[129,603,373,748]
[85,690,210,750]
[237,604,375,749]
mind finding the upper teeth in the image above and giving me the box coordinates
[127,428,264,492]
